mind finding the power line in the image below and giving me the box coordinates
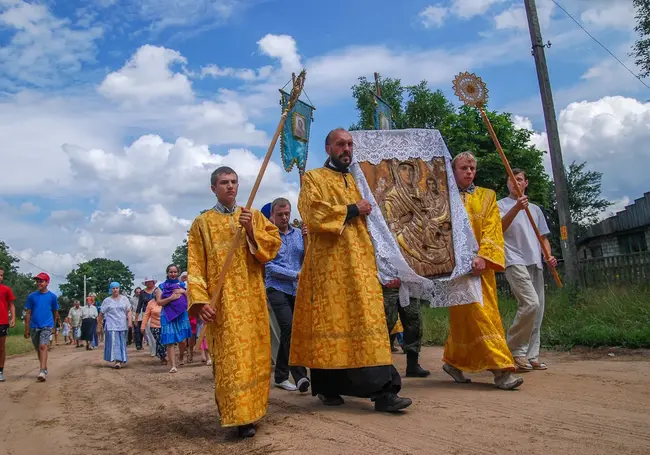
[7,248,68,280]
[550,0,650,91]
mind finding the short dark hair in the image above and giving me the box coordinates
[511,168,527,180]
[325,128,348,147]
[211,166,237,186]
[134,287,142,292]
[271,198,291,213]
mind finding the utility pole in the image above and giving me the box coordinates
[83,275,87,301]
[524,0,578,287]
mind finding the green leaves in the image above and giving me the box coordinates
[60,258,135,302]
[632,0,650,78]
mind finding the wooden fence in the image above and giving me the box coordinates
[495,251,650,295]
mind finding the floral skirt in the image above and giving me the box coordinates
[150,327,167,360]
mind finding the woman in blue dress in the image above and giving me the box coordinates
[101,282,132,369]
[156,264,192,373]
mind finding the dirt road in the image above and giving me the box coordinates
[1,345,649,455]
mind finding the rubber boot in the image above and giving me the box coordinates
[405,352,430,378]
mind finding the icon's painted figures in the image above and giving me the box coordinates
[373,158,454,278]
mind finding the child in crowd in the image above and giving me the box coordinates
[62,317,71,345]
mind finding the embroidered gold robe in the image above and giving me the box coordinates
[187,208,281,427]
[289,167,392,369]
[442,186,515,372]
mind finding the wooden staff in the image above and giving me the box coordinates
[479,108,563,288]
[197,70,307,345]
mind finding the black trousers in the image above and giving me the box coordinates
[383,287,423,355]
[134,324,143,349]
[311,365,401,399]
[267,288,307,384]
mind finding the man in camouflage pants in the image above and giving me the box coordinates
[383,280,430,377]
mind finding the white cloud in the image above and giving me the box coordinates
[63,134,298,211]
[89,205,191,236]
[257,34,302,73]
[47,209,85,226]
[494,4,527,30]
[19,202,40,215]
[515,97,650,206]
[98,45,193,105]
[420,6,448,28]
[598,196,630,221]
[581,1,636,29]
[198,64,273,81]
[0,0,103,86]
[494,0,554,31]
[452,0,505,19]
[134,0,243,31]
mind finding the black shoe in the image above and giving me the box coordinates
[374,393,412,412]
[237,424,256,438]
[318,394,345,406]
[297,378,311,393]
[406,353,431,377]
[406,364,431,378]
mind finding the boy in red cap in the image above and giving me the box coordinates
[24,273,58,382]
[0,267,16,382]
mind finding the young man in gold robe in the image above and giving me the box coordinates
[442,152,524,390]
[187,166,282,438]
[290,128,412,412]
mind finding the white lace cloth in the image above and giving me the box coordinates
[350,129,483,308]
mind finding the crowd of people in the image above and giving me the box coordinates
[0,127,555,442]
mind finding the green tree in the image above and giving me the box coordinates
[545,161,612,255]
[60,258,134,302]
[440,105,551,206]
[350,77,551,207]
[350,76,405,130]
[404,82,455,129]
[0,240,37,317]
[171,238,188,273]
[632,0,650,78]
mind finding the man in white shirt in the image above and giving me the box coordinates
[498,169,557,372]
[67,300,82,348]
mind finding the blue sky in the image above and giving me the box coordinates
[1,0,648,292]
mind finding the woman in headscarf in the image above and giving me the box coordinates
[101,282,132,369]
[140,292,166,364]
[156,264,192,373]
[80,294,99,350]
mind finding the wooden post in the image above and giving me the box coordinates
[374,72,381,97]
[479,108,563,288]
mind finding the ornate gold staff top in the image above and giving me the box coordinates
[452,71,562,288]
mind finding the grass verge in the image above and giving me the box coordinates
[5,321,34,357]
[422,285,650,349]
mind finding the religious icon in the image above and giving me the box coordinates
[379,112,391,130]
[293,113,308,141]
[359,157,455,278]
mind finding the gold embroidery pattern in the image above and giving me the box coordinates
[187,208,281,427]
[443,186,514,373]
[290,168,392,369]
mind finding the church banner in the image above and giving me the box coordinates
[373,94,394,130]
[280,90,314,173]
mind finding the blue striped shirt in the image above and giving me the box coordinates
[265,226,304,296]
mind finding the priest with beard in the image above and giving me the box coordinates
[289,128,412,412]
